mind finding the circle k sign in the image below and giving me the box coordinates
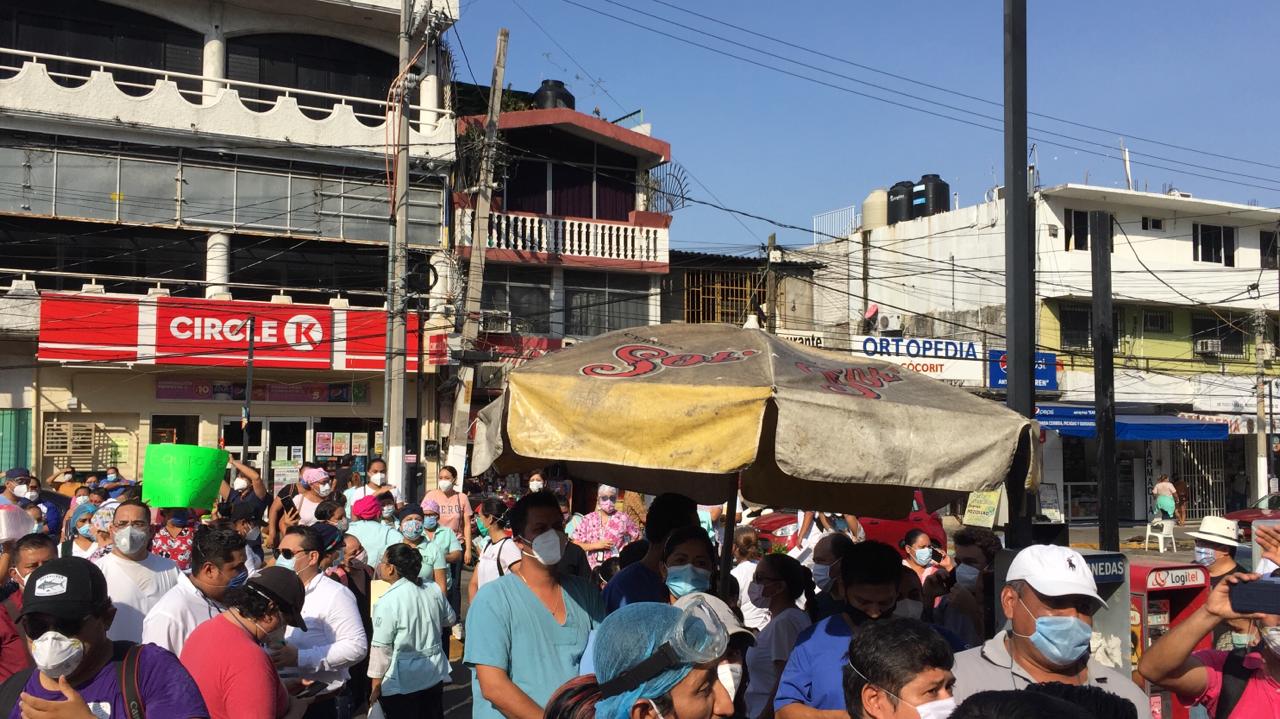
[155,298,333,368]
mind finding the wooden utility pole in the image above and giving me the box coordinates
[1257,308,1270,500]
[445,29,508,473]
[765,233,778,333]
[1090,211,1118,552]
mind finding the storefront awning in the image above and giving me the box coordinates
[1035,404,1229,441]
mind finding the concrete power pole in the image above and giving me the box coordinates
[1257,308,1270,500]
[765,233,778,333]
[445,29,508,475]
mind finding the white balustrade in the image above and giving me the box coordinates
[457,208,669,264]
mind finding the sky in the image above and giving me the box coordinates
[452,0,1280,257]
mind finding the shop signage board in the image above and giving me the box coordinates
[155,378,368,404]
[987,349,1059,390]
[153,297,332,368]
[336,310,448,372]
[845,335,985,387]
[38,293,141,363]
[1145,567,1206,590]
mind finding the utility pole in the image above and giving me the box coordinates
[1256,308,1270,500]
[1090,212,1118,551]
[385,0,418,494]
[765,233,778,333]
[241,316,256,470]
[1002,0,1033,548]
[446,29,508,474]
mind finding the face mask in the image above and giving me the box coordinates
[314,483,333,498]
[1232,631,1255,649]
[521,530,565,566]
[30,631,85,679]
[353,549,368,566]
[911,697,958,719]
[1014,597,1093,667]
[528,481,544,493]
[423,516,439,530]
[61,474,73,483]
[381,504,396,519]
[747,581,773,609]
[894,598,924,619]
[245,527,261,542]
[646,699,667,719]
[842,602,893,626]
[73,496,88,507]
[12,569,30,589]
[169,510,191,528]
[597,498,616,514]
[954,563,981,591]
[334,518,349,532]
[665,564,711,598]
[12,486,27,499]
[370,472,387,486]
[717,662,743,699]
[401,519,425,541]
[1193,546,1216,567]
[232,478,249,492]
[812,563,834,592]
[477,521,490,538]
[114,526,149,556]
[106,474,117,481]
[275,554,297,573]
[227,569,250,589]
[438,479,454,492]
[77,524,94,539]
[912,547,934,567]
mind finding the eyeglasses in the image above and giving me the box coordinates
[277,548,315,560]
[111,520,148,530]
[22,614,86,639]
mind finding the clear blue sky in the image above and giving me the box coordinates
[453,0,1280,255]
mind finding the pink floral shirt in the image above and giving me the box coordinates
[571,509,641,569]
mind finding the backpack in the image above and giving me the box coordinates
[1215,648,1250,719]
[0,641,145,718]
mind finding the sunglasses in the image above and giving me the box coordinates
[23,614,87,639]
[277,548,315,560]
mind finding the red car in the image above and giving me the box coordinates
[748,490,948,556]
[1225,493,1280,541]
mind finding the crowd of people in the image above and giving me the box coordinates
[0,461,1276,719]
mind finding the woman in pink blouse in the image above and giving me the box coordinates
[570,484,641,569]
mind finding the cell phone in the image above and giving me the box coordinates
[295,682,327,699]
[1228,578,1280,615]
[930,548,945,563]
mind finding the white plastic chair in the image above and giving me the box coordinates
[1144,519,1178,552]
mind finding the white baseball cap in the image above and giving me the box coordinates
[1006,544,1107,609]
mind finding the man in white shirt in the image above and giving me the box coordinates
[96,499,181,642]
[271,523,367,713]
[141,525,248,656]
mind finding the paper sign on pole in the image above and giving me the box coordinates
[963,489,1004,528]
[1038,482,1064,523]
[142,444,230,510]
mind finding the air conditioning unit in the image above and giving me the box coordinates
[878,313,903,333]
[475,363,508,390]
[1260,342,1277,361]
[481,311,512,334]
[1194,338,1222,355]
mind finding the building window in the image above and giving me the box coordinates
[226,34,396,120]
[1192,314,1246,357]
[150,415,199,445]
[1263,231,1278,270]
[1060,304,1092,350]
[1143,310,1173,333]
[1064,209,1089,251]
[565,271,650,336]
[1192,224,1236,266]
[480,266,551,333]
[1141,217,1165,231]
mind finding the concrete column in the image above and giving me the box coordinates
[549,267,566,337]
[202,3,226,106]
[419,47,440,127]
[648,274,662,326]
[205,232,230,298]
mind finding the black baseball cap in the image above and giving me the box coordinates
[311,522,343,554]
[21,557,109,621]
[246,567,307,631]
[229,503,265,525]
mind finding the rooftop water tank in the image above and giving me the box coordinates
[920,174,950,217]
[533,79,575,110]
[887,181,914,224]
[862,188,889,230]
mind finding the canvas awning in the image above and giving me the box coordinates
[1036,404,1228,441]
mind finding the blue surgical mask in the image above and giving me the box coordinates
[423,516,439,531]
[401,519,424,541]
[1232,631,1255,649]
[274,554,297,573]
[227,569,249,589]
[106,474,117,481]
[912,547,934,567]
[77,524,94,539]
[1193,546,1216,567]
[665,564,712,598]
[1014,597,1092,666]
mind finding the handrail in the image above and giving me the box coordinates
[0,46,452,116]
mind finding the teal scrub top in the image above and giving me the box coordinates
[464,573,604,719]
[371,578,455,696]
[410,536,449,586]
[348,520,402,568]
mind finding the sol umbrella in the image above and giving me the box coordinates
[472,323,1037,519]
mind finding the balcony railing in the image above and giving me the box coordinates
[0,48,452,157]
[456,208,669,265]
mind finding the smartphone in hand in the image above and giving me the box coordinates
[1228,578,1280,615]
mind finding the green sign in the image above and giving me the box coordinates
[142,444,229,510]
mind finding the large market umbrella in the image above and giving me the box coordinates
[472,323,1038,519]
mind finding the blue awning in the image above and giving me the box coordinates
[1034,404,1228,441]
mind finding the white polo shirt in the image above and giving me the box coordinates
[98,551,181,643]
[140,573,223,656]
[283,572,368,692]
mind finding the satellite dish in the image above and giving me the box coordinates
[646,162,690,214]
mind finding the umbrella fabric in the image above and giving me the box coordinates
[473,324,1037,518]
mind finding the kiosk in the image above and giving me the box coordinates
[1129,559,1211,719]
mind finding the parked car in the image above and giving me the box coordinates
[748,489,947,556]
[1225,492,1280,541]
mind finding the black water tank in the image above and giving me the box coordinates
[921,174,950,216]
[887,180,914,224]
[533,80,575,110]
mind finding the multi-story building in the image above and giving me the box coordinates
[0,0,456,490]
[806,180,1280,524]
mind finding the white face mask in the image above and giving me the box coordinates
[521,530,564,566]
[73,496,89,507]
[717,662,743,699]
[30,631,84,679]
[12,486,28,499]
[114,526,149,557]
[370,472,387,486]
[528,481,544,493]
[232,478,249,492]
[314,483,333,498]
[61,474,73,483]
[911,697,957,719]
[438,479,454,493]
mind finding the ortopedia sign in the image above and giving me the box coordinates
[1146,567,1206,590]
[154,298,332,368]
[849,335,984,387]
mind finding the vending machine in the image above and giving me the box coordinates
[1129,559,1211,719]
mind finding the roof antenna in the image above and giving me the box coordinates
[1120,139,1133,190]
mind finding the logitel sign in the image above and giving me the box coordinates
[153,298,332,368]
